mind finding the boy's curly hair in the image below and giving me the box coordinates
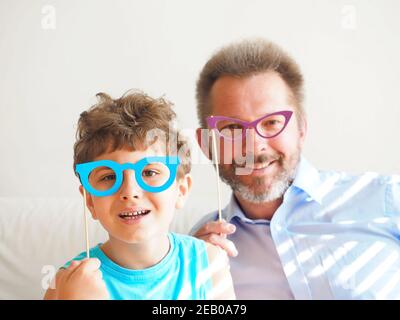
[73,90,191,179]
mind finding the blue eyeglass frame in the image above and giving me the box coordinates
[75,156,180,197]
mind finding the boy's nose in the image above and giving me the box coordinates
[119,171,143,200]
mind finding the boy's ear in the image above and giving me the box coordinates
[79,185,98,220]
[175,174,192,210]
[196,128,212,161]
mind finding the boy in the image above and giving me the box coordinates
[44,91,235,300]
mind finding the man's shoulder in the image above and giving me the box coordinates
[315,169,400,210]
[317,169,400,188]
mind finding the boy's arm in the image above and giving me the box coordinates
[43,268,68,300]
[44,288,57,300]
[43,259,109,300]
[205,242,236,300]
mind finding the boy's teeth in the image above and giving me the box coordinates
[119,210,150,218]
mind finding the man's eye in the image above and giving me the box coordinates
[100,174,116,182]
[143,170,159,177]
[221,123,243,130]
[265,120,280,126]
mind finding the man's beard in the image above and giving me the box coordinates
[218,147,301,204]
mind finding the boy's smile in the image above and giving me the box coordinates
[118,206,151,224]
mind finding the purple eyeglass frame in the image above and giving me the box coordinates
[206,110,293,140]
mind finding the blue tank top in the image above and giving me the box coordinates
[62,233,212,300]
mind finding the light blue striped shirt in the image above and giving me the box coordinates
[191,156,400,299]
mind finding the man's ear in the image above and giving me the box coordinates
[196,128,212,161]
[175,174,192,210]
[299,118,307,147]
[79,185,98,220]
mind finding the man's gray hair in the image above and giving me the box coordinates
[196,38,305,128]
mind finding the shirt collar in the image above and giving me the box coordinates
[224,195,272,225]
[223,194,243,222]
[222,155,322,223]
[291,156,323,204]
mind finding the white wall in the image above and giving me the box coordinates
[0,0,399,216]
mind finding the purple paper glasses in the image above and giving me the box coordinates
[206,110,293,140]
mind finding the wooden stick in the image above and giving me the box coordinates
[82,188,90,258]
[211,129,223,222]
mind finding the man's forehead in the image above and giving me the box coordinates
[209,72,295,119]
[211,72,290,94]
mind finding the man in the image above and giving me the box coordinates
[191,38,400,299]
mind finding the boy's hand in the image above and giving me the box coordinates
[193,220,238,257]
[56,258,109,300]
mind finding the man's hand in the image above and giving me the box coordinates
[55,258,109,300]
[194,220,238,257]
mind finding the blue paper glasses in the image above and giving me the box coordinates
[75,156,180,196]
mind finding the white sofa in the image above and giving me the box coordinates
[0,197,209,299]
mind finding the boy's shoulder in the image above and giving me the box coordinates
[61,244,102,269]
[176,232,226,258]
[170,232,212,258]
[171,232,226,264]
[171,232,206,247]
[188,211,220,236]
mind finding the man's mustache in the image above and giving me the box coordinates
[231,153,283,168]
